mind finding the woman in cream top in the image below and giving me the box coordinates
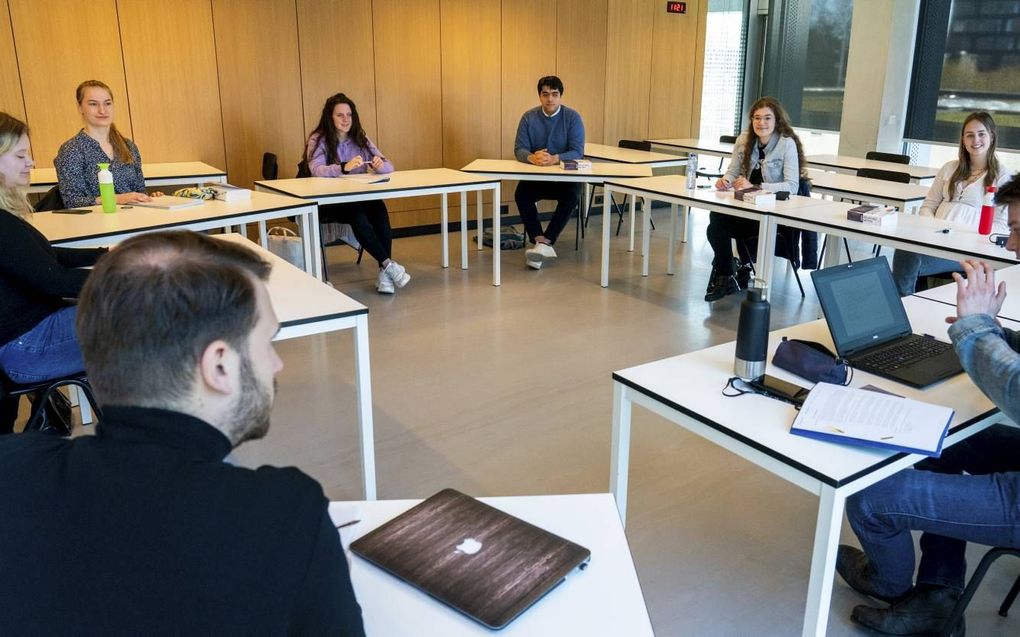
[892,112,1013,296]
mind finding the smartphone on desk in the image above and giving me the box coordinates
[747,374,810,407]
[50,208,92,215]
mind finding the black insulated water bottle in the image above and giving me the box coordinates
[734,288,770,381]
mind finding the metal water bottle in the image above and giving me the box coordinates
[686,152,698,189]
[978,185,996,235]
[734,288,770,381]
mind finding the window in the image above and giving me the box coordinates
[698,0,748,141]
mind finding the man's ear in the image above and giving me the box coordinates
[198,339,240,396]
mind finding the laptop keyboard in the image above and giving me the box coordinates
[853,336,954,372]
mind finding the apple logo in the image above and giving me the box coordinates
[455,538,482,555]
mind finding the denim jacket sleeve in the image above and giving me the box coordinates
[759,136,799,194]
[948,313,1020,424]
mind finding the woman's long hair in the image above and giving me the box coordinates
[305,93,369,165]
[948,111,1000,201]
[76,80,134,165]
[0,112,33,217]
[739,96,807,181]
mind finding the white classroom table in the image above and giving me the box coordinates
[329,493,653,636]
[255,169,501,285]
[915,261,1020,321]
[647,136,735,161]
[807,169,929,213]
[806,154,939,185]
[599,175,836,290]
[29,161,227,194]
[30,191,323,279]
[609,296,1009,636]
[218,234,376,500]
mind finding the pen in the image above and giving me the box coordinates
[829,426,845,434]
[881,436,894,440]
[935,227,951,234]
[334,519,361,530]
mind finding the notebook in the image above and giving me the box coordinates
[810,257,963,388]
[350,489,591,629]
[130,196,204,210]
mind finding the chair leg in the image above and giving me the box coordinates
[792,265,805,297]
[843,238,853,263]
[940,548,1018,637]
[320,243,331,282]
[999,572,1020,617]
[356,246,364,264]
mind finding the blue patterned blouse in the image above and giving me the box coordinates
[54,130,146,208]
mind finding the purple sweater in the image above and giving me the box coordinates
[305,133,394,177]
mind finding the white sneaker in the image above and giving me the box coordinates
[526,242,557,262]
[383,261,411,288]
[526,257,543,270]
[376,270,395,294]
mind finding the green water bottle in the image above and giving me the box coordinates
[98,163,116,213]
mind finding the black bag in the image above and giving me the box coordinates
[772,337,850,385]
[477,226,525,250]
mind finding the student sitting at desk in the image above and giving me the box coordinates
[0,231,365,635]
[513,75,585,270]
[891,112,1012,296]
[305,93,409,294]
[835,174,1020,636]
[708,97,806,301]
[54,80,160,208]
[0,113,107,435]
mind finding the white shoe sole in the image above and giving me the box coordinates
[390,272,410,288]
[526,259,543,270]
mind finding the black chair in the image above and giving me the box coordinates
[738,179,816,297]
[866,151,910,165]
[582,140,652,239]
[938,547,1020,636]
[34,186,65,212]
[857,167,911,184]
[0,370,101,435]
[696,134,737,183]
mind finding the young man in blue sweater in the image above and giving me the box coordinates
[513,75,585,270]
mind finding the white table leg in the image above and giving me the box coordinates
[667,203,678,275]
[802,486,845,637]
[641,199,651,277]
[822,234,843,268]
[680,204,689,244]
[583,183,592,231]
[296,209,319,279]
[628,195,637,252]
[440,192,449,268]
[476,189,484,250]
[601,184,612,287]
[309,208,323,280]
[460,191,468,269]
[75,385,93,425]
[493,183,501,286]
[755,215,777,298]
[610,381,633,524]
[258,221,267,246]
[353,315,376,500]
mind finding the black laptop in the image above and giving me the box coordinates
[350,489,591,630]
[810,257,964,388]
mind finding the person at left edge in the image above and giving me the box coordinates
[0,112,107,434]
[54,79,160,208]
[513,75,585,270]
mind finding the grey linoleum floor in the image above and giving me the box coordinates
[77,207,1020,635]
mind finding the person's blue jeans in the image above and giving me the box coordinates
[846,424,1020,596]
[0,306,85,384]
[891,249,964,297]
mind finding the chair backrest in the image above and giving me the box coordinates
[857,167,911,184]
[719,135,738,144]
[34,186,65,212]
[261,152,279,180]
[618,139,651,152]
[865,151,910,165]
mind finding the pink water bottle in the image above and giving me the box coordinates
[978,185,996,235]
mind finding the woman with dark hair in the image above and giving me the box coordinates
[706,96,807,302]
[305,93,408,294]
[0,113,108,433]
[54,80,157,208]
[891,112,1013,296]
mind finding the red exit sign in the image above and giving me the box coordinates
[666,1,687,13]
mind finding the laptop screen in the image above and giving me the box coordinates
[810,257,913,356]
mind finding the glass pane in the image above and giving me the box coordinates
[699,0,746,141]
[800,0,853,131]
[934,0,1020,148]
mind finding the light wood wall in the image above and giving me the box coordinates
[0,0,706,228]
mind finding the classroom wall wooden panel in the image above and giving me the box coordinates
[211,0,305,191]
[556,0,608,145]
[647,0,701,139]
[373,0,443,222]
[501,0,557,161]
[297,0,378,148]
[603,0,654,146]
[440,0,501,171]
[9,0,132,169]
[0,0,24,121]
[117,0,225,167]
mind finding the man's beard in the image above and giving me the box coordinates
[226,354,275,446]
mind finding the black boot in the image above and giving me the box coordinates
[851,584,962,636]
[835,545,910,604]
[704,272,739,302]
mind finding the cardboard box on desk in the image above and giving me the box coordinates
[847,205,896,227]
[562,159,592,171]
[734,187,776,206]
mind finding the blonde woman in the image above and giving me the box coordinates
[54,80,155,208]
[0,113,107,433]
